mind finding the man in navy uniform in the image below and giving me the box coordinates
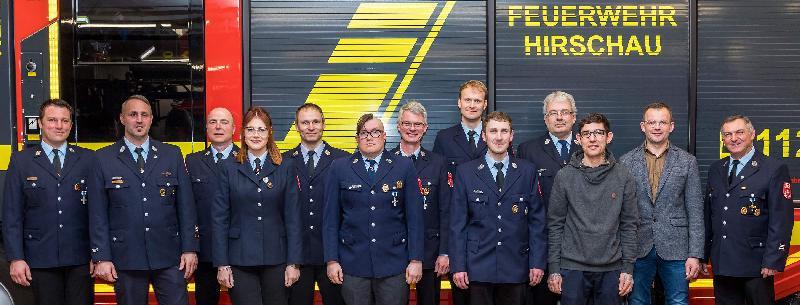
[703,115,793,305]
[3,99,96,305]
[450,111,547,305]
[185,107,239,305]
[323,113,424,305]
[285,103,348,305]
[516,91,579,305]
[433,80,489,177]
[90,95,199,305]
[388,101,451,305]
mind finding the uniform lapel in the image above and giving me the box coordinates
[499,159,522,197]
[59,145,81,180]
[374,152,394,186]
[311,144,336,182]
[116,141,142,178]
[201,148,217,174]
[453,129,474,158]
[237,160,262,186]
[350,153,373,186]
[541,136,561,165]
[142,142,163,180]
[32,145,59,179]
[476,160,501,197]
[415,149,432,174]
[729,153,762,191]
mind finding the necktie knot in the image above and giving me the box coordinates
[215,152,224,163]
[728,159,741,185]
[411,154,418,162]
[254,157,262,175]
[306,151,317,176]
[367,159,377,171]
[52,150,62,176]
[494,162,505,189]
[558,140,570,163]
[494,162,504,170]
[467,130,477,148]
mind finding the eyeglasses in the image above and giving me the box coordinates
[244,127,269,135]
[579,129,608,138]
[644,120,670,127]
[400,121,427,129]
[721,129,747,139]
[546,110,574,117]
[357,130,384,139]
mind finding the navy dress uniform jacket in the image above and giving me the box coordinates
[211,156,302,267]
[433,124,488,176]
[3,144,97,268]
[89,140,198,270]
[185,145,239,263]
[389,146,451,269]
[283,142,349,266]
[516,133,580,208]
[449,157,547,284]
[704,151,793,277]
[323,151,425,278]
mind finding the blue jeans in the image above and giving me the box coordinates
[629,248,689,305]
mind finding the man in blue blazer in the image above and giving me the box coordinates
[388,101,451,305]
[284,103,348,305]
[3,99,96,305]
[450,112,547,305]
[90,95,198,305]
[433,80,489,177]
[323,114,424,305]
[185,107,239,305]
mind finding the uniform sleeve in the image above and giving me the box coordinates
[685,156,705,259]
[176,150,198,253]
[89,155,112,262]
[527,166,547,270]
[2,155,25,261]
[212,163,232,266]
[283,164,302,265]
[763,163,793,271]
[449,169,469,273]
[619,172,640,274]
[323,161,342,263]
[437,162,452,256]
[404,162,425,262]
[547,172,568,273]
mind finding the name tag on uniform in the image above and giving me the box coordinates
[473,189,484,194]
[26,176,38,181]
[111,178,124,184]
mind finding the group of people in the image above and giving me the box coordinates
[1,80,793,305]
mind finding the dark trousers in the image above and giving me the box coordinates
[115,266,188,305]
[194,262,220,305]
[560,269,622,305]
[450,276,470,305]
[30,264,93,305]
[415,269,440,305]
[469,282,526,305]
[526,270,559,305]
[289,264,343,305]
[341,273,408,305]
[713,275,775,305]
[229,264,288,305]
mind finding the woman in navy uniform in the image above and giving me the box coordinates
[213,107,302,305]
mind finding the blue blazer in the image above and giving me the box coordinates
[704,151,793,277]
[212,155,302,267]
[449,157,547,284]
[323,151,424,278]
[516,133,580,208]
[389,146,451,269]
[282,142,349,266]
[89,139,198,270]
[432,124,488,176]
[185,145,239,263]
[3,144,96,268]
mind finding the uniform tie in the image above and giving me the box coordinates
[411,154,418,165]
[494,162,505,190]
[558,140,570,163]
[134,147,145,173]
[306,150,316,177]
[52,149,62,177]
[215,152,224,163]
[367,159,377,182]
[728,159,740,185]
[467,130,477,149]
[254,157,262,176]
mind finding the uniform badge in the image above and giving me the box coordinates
[420,151,426,157]
[74,183,82,191]
[611,192,617,199]
[394,151,401,155]
[152,146,158,152]
[325,150,331,156]
[447,172,454,188]
[421,187,430,196]
[396,180,403,189]
[783,182,792,200]
[119,146,126,153]
[751,160,758,167]
[292,150,299,157]
[478,164,484,170]
[511,162,517,169]
[35,150,41,156]
[753,208,761,216]
[205,151,210,156]
[512,204,519,214]
[267,181,274,189]
[741,207,748,215]
[386,158,393,164]
[112,179,124,184]
[26,176,38,181]
[160,188,167,197]
[68,147,75,153]
[544,138,550,145]
[382,184,390,193]
[352,159,359,164]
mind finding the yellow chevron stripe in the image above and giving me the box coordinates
[329,38,417,63]
[0,145,11,170]
[48,22,60,98]
[348,3,437,29]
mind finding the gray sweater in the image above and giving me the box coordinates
[547,151,639,274]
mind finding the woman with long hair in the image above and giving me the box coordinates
[212,106,302,305]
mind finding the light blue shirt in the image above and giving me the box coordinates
[211,144,234,163]
[549,132,573,156]
[248,151,269,172]
[729,146,755,176]
[485,153,509,180]
[363,151,384,172]
[399,146,421,159]
[124,137,150,163]
[461,122,482,144]
[40,141,66,168]
[301,143,326,167]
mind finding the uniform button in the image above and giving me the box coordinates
[724,206,728,211]
[57,183,60,187]
[196,179,201,182]
[143,197,147,202]
[497,241,502,246]
[57,196,62,201]
[722,235,726,239]
[309,212,314,216]
[142,183,146,187]
[371,223,376,227]
[310,199,314,203]
[371,206,376,210]
[371,238,376,243]
[371,190,375,195]
[145,227,150,232]
[58,210,62,214]
[59,224,63,228]
[257,217,262,221]
[166,183,171,187]
[144,213,149,217]
[498,228,502,233]
[310,185,313,190]
[258,188,262,193]
[310,226,314,230]
[497,202,501,206]
[112,237,117,241]
[401,238,405,243]
[722,220,726,225]
[116,185,120,189]
[258,202,262,207]
[497,215,502,220]
[725,193,729,197]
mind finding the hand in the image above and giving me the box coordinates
[547,273,562,294]
[434,255,450,277]
[406,260,423,285]
[453,272,469,289]
[618,272,634,296]
[9,260,32,286]
[94,261,118,282]
[179,252,198,279]
[700,263,710,276]
[217,266,234,288]
[529,268,544,286]
[285,264,300,287]
[327,261,344,285]
[761,268,778,278]
[685,257,700,280]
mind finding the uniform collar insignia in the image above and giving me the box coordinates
[35,150,41,156]
[292,150,299,157]
[478,163,484,170]
[544,138,550,145]
[511,162,517,169]
[386,158,393,164]
[751,160,758,167]
[324,150,331,156]
[151,146,158,152]
[420,151,426,157]
[68,147,75,153]
[232,151,239,157]
[574,139,579,145]
[352,158,359,164]
[394,150,401,155]
[204,151,210,156]
[119,146,126,153]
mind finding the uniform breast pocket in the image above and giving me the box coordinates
[105,181,130,207]
[158,178,179,205]
[420,178,438,204]
[191,175,209,196]
[339,181,363,205]
[23,182,44,207]
[468,193,488,217]
[510,194,529,218]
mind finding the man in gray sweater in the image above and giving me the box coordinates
[547,113,639,305]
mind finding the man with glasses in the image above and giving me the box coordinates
[547,113,638,305]
[619,103,704,305]
[323,113,424,305]
[284,103,348,305]
[388,101,451,305]
[703,115,792,305]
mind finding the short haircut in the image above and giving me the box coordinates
[458,80,488,99]
[642,102,673,121]
[398,100,427,121]
[720,114,755,133]
[296,103,325,120]
[578,113,611,132]
[482,111,513,131]
[356,113,382,134]
[542,91,577,115]
[39,98,73,119]
[121,94,152,113]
